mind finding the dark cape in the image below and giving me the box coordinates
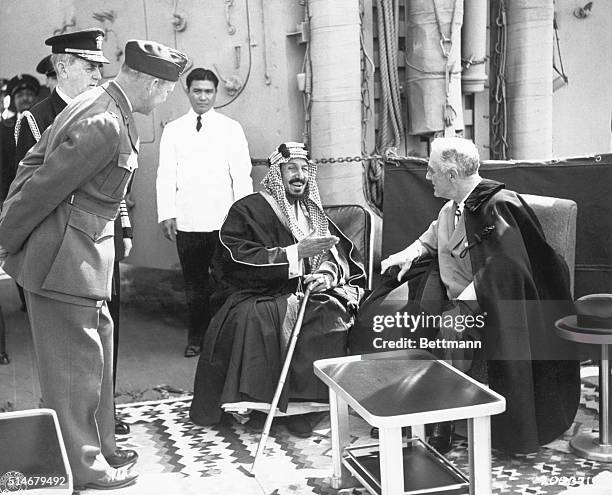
[189,192,366,426]
[351,179,580,454]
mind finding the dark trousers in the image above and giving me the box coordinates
[0,304,6,362]
[176,230,218,347]
[16,282,26,310]
[107,261,121,388]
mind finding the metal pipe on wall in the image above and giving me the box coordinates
[405,0,464,136]
[461,0,487,93]
[506,0,553,160]
[308,0,364,205]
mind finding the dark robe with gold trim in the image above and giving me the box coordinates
[190,192,366,425]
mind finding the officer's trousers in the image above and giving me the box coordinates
[24,290,116,485]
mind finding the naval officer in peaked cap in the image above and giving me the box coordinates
[15,28,110,166]
[12,28,109,327]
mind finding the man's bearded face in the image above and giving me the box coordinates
[281,158,309,202]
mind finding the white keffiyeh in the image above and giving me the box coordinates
[262,142,329,270]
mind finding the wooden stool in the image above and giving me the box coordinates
[556,293,612,462]
[314,350,505,495]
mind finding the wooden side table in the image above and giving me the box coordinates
[314,350,506,495]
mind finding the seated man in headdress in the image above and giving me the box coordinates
[189,141,366,437]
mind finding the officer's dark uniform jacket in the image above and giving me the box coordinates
[0,81,138,306]
[14,89,67,166]
[0,115,18,202]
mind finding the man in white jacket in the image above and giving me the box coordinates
[156,67,252,357]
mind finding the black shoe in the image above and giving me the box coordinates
[105,448,138,469]
[115,418,130,435]
[76,467,139,490]
[0,353,9,365]
[427,421,455,454]
[286,415,313,438]
[243,410,267,433]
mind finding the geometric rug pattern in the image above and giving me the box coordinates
[102,380,609,494]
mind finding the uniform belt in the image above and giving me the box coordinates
[66,192,119,220]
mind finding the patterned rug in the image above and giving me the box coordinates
[86,379,608,495]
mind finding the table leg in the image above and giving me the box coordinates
[329,388,351,489]
[468,415,491,495]
[569,343,612,461]
[379,426,404,495]
[600,344,611,445]
[412,424,425,441]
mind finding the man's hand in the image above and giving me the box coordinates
[124,192,135,209]
[297,234,339,260]
[123,238,133,258]
[161,218,177,242]
[304,272,334,293]
[380,242,424,281]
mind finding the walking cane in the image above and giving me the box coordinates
[248,285,312,475]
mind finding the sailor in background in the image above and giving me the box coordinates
[36,54,58,93]
[1,74,39,202]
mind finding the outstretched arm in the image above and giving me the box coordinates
[381,240,430,281]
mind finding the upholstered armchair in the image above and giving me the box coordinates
[521,194,577,295]
[324,204,374,290]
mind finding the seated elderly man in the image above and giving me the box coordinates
[376,137,580,454]
[189,142,366,437]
